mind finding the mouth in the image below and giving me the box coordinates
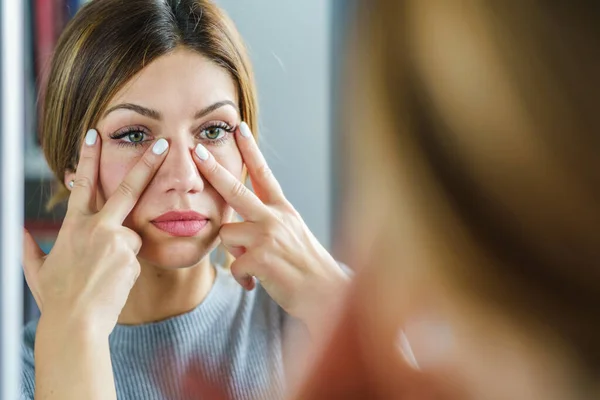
[151,210,209,237]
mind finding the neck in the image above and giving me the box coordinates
[117,256,215,325]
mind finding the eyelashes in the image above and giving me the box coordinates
[108,125,150,148]
[196,121,235,145]
[108,121,236,149]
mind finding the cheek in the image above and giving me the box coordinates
[98,147,138,203]
[210,142,244,179]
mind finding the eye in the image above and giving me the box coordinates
[108,126,152,148]
[197,122,235,145]
[201,126,227,140]
[125,131,146,143]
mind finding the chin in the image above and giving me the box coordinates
[137,234,220,270]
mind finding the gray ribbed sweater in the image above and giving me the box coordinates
[20,266,291,399]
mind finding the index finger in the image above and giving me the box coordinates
[66,129,101,216]
[237,122,285,205]
[193,143,269,221]
[100,138,169,224]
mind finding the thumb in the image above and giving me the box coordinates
[22,228,45,306]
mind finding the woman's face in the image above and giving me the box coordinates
[91,48,242,269]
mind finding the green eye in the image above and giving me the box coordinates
[198,123,233,144]
[204,127,224,140]
[127,131,145,143]
[109,127,150,148]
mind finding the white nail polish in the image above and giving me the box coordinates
[195,143,209,160]
[85,129,98,146]
[240,121,252,138]
[68,180,75,189]
[402,317,454,370]
[396,330,420,370]
[152,138,169,155]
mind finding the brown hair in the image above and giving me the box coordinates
[43,0,258,209]
[349,0,600,380]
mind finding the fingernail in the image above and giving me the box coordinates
[396,330,420,370]
[240,121,252,138]
[195,143,209,161]
[152,138,169,155]
[85,129,98,146]
[401,317,454,370]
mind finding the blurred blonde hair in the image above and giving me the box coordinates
[345,0,600,380]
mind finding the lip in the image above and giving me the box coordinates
[151,211,209,237]
[152,210,208,222]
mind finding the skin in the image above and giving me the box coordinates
[23,48,348,399]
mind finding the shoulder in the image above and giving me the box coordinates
[21,319,39,399]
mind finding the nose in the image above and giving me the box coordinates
[152,139,204,194]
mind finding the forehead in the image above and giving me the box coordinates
[107,48,238,115]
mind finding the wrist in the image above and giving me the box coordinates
[37,312,109,343]
[34,312,116,400]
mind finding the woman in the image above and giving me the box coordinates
[20,1,348,399]
[295,0,600,399]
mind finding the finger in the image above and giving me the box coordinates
[101,138,169,224]
[120,228,143,255]
[193,143,269,222]
[219,222,257,249]
[237,122,285,204]
[220,222,259,258]
[66,129,101,216]
[229,255,258,291]
[222,243,246,259]
[22,228,44,307]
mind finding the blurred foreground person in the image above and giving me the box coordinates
[294,1,600,399]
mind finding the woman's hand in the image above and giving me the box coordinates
[193,122,350,333]
[22,129,169,337]
[22,130,168,400]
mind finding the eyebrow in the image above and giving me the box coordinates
[102,100,239,120]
